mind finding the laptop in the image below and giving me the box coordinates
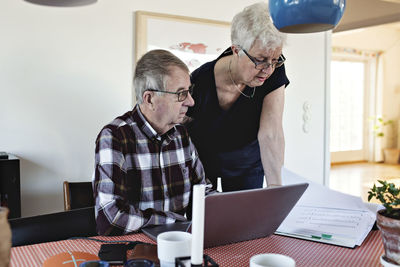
[142,183,308,248]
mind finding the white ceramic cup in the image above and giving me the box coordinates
[157,231,192,267]
[250,254,296,267]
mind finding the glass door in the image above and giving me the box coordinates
[330,59,368,163]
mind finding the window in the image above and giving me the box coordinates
[330,59,368,162]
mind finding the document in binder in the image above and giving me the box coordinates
[275,168,380,248]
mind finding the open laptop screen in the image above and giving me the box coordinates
[142,183,308,248]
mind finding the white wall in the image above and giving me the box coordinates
[283,33,330,185]
[383,33,400,149]
[0,0,329,216]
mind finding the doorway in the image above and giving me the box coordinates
[330,57,370,163]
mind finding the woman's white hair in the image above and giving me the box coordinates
[231,2,286,52]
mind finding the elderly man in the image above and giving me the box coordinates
[93,49,208,235]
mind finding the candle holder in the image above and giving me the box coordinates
[175,254,218,267]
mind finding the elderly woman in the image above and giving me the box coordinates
[186,2,288,192]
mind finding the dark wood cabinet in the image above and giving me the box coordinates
[0,154,21,218]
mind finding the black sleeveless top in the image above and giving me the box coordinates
[187,48,289,177]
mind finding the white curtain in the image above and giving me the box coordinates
[371,54,384,162]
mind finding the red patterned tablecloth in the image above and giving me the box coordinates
[10,231,384,267]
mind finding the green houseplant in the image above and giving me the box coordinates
[373,117,394,138]
[368,180,400,265]
[373,117,399,164]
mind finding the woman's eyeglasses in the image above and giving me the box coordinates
[146,85,194,102]
[241,49,286,70]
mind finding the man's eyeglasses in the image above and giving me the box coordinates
[242,49,286,70]
[146,85,194,102]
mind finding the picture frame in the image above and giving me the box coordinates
[135,11,231,72]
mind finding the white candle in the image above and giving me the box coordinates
[191,184,205,265]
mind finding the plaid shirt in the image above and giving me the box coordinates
[93,105,207,235]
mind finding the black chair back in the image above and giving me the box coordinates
[63,181,94,210]
[8,206,97,247]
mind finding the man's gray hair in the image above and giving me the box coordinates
[134,49,189,104]
[231,2,286,52]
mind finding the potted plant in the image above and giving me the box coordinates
[368,180,400,265]
[373,117,400,164]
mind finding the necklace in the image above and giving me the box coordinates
[228,59,255,99]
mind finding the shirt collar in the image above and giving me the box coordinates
[133,105,176,143]
[217,47,233,60]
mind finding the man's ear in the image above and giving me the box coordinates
[231,45,240,55]
[142,91,155,109]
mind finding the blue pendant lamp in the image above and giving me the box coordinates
[269,0,346,33]
[24,0,96,6]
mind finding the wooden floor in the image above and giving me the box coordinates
[329,162,400,203]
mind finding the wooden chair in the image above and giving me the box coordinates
[8,206,97,247]
[63,181,94,211]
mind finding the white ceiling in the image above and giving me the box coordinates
[334,0,400,32]
[332,21,400,51]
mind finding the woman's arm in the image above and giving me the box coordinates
[258,85,285,187]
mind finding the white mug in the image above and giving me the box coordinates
[157,231,192,267]
[250,253,296,267]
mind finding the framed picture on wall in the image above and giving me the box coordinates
[135,11,231,72]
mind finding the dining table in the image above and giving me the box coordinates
[10,230,384,266]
